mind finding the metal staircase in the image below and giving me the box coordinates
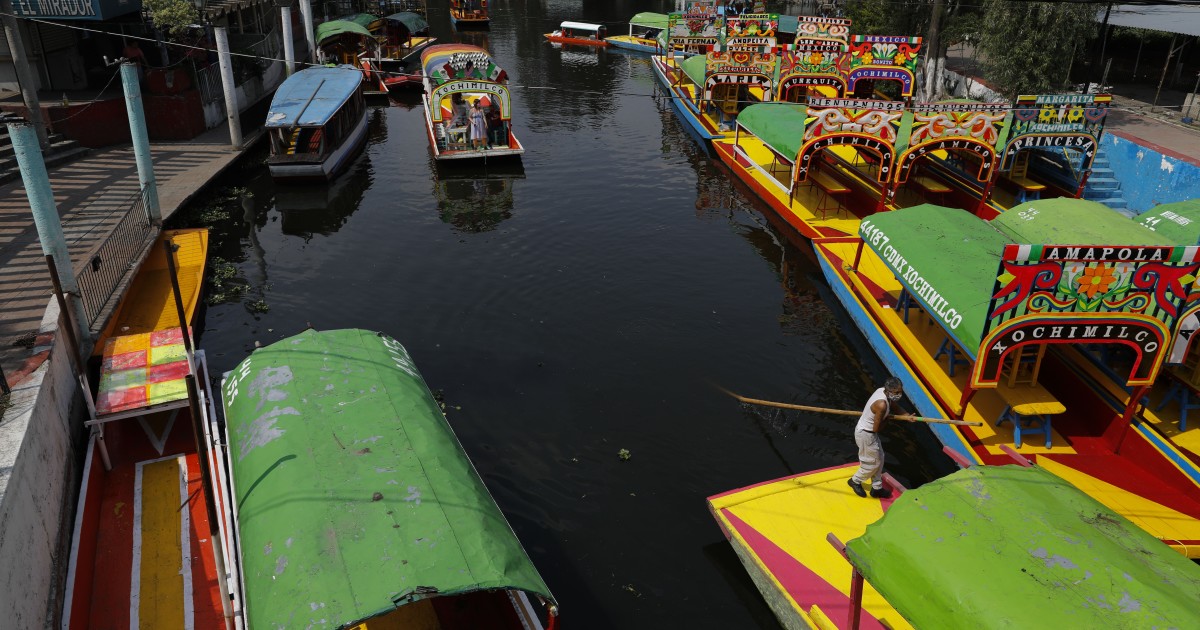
[1082,147,1130,214]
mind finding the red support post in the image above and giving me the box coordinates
[847,567,865,630]
[1074,169,1092,199]
[976,176,996,217]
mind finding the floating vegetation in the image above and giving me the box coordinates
[246,299,270,314]
[205,257,250,305]
[618,448,631,461]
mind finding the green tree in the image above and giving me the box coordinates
[978,0,1097,98]
[143,0,198,40]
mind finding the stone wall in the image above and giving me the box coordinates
[0,299,84,629]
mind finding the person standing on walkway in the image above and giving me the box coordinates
[848,377,907,499]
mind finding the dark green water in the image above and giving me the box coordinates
[182,1,955,626]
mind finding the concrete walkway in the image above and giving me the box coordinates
[0,125,248,388]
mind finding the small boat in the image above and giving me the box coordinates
[813,200,1200,556]
[216,328,561,629]
[421,44,523,161]
[61,231,235,630]
[604,12,666,53]
[378,11,436,67]
[709,455,1200,629]
[314,19,389,94]
[544,21,608,47]
[265,66,368,182]
[450,0,489,29]
[94,228,209,350]
[652,53,774,142]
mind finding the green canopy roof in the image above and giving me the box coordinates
[316,20,374,45]
[681,54,706,87]
[846,465,1200,629]
[994,198,1172,246]
[339,12,380,28]
[860,205,1009,356]
[1135,198,1200,245]
[779,15,798,34]
[222,329,554,628]
[629,11,668,29]
[384,11,428,32]
[737,103,807,160]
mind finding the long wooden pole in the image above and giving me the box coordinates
[718,386,983,427]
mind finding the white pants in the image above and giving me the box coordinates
[852,430,884,489]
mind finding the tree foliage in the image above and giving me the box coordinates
[143,0,198,40]
[978,0,1097,99]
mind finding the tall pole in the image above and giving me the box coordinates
[0,0,49,149]
[298,0,316,64]
[1153,35,1178,111]
[8,123,90,341]
[213,27,243,149]
[281,5,296,76]
[119,63,160,224]
[1084,3,1112,95]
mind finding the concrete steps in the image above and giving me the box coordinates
[1082,148,1130,213]
[0,120,89,186]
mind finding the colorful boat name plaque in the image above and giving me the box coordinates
[796,99,903,183]
[430,80,511,121]
[844,35,922,98]
[703,51,775,100]
[974,243,1200,387]
[896,103,1008,182]
[1000,94,1111,171]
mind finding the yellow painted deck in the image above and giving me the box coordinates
[709,466,912,630]
[1038,457,1200,558]
[716,136,870,237]
[96,229,208,351]
[137,456,188,629]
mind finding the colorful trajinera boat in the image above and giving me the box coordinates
[604,12,667,53]
[814,199,1200,556]
[378,11,435,67]
[652,13,781,141]
[709,457,1200,629]
[217,328,560,628]
[715,93,1109,240]
[545,21,608,47]
[266,66,368,181]
[420,44,523,161]
[61,230,235,628]
[449,0,489,29]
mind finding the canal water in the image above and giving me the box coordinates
[183,1,955,627]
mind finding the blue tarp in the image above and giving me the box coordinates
[266,66,362,128]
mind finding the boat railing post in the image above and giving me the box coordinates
[280,1,296,76]
[119,62,161,224]
[10,123,91,343]
[214,27,244,149]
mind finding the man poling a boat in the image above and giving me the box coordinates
[848,377,909,499]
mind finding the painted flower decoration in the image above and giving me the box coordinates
[808,51,824,65]
[1076,263,1118,298]
[893,53,906,66]
[860,52,875,65]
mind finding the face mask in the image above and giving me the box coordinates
[886,391,902,402]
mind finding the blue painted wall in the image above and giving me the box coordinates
[1103,133,1200,214]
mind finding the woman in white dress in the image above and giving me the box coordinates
[469,99,487,150]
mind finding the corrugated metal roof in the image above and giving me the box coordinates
[1104,4,1200,37]
[265,66,362,127]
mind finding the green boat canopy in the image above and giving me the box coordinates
[681,54,706,88]
[860,204,1009,357]
[846,465,1200,629]
[629,11,668,29]
[778,15,798,34]
[994,198,1172,246]
[1135,198,1200,245]
[316,20,375,45]
[339,12,380,28]
[222,329,555,629]
[737,103,808,161]
[385,11,428,32]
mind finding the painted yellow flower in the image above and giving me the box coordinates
[808,52,824,65]
[1076,263,1117,299]
[861,52,874,65]
[893,53,906,66]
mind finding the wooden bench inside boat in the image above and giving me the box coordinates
[1002,173,1047,203]
[810,170,850,219]
[912,174,952,203]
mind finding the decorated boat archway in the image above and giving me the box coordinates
[777,41,847,102]
[998,94,1112,199]
[844,35,922,101]
[893,102,1008,214]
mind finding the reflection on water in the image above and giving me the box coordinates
[433,163,523,233]
[184,2,954,628]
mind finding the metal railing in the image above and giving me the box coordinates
[74,189,155,328]
[196,28,282,106]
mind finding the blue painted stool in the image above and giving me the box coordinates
[934,338,970,377]
[1155,378,1200,431]
[997,406,1053,449]
[895,290,915,324]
